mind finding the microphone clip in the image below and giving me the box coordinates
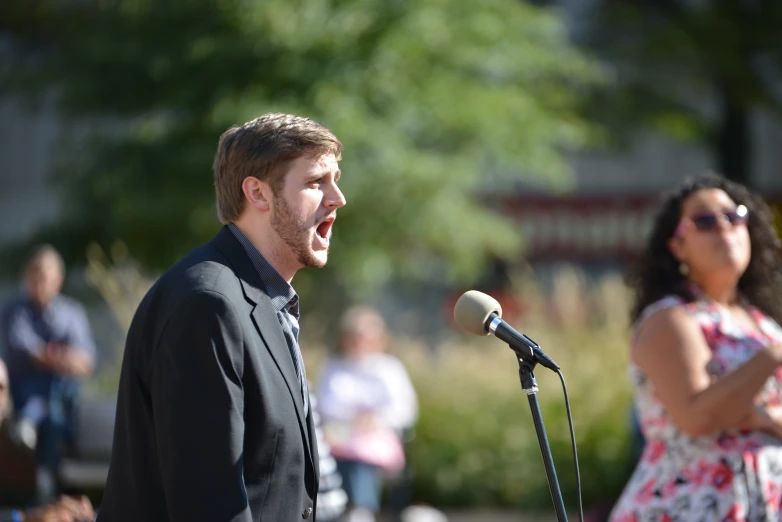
[487,313,554,370]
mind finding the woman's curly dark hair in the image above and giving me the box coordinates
[627,173,782,324]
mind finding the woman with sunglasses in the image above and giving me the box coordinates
[609,173,782,522]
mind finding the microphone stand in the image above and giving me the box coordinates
[516,352,568,522]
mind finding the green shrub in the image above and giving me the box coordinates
[399,267,637,511]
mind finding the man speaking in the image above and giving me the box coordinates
[98,113,347,521]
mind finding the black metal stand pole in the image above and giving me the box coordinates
[518,357,568,522]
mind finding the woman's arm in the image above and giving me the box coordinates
[632,305,782,437]
[737,404,782,439]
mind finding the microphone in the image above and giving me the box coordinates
[453,290,560,371]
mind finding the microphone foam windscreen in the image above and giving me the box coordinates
[453,290,503,336]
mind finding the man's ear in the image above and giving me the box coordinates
[242,177,273,211]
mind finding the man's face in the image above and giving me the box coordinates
[25,254,64,308]
[271,152,346,269]
[0,360,9,425]
[342,313,387,357]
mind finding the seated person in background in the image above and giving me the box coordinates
[0,357,95,522]
[1,246,96,502]
[0,495,95,522]
[317,306,418,522]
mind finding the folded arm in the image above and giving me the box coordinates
[2,303,95,378]
[632,306,782,438]
[56,304,97,377]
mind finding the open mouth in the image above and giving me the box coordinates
[316,216,335,240]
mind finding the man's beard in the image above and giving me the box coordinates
[271,195,326,269]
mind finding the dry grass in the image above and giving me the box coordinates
[82,241,154,395]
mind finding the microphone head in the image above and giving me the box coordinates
[453,290,503,336]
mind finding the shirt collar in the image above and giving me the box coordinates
[23,294,62,316]
[228,223,299,316]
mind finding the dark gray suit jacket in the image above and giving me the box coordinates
[98,227,319,522]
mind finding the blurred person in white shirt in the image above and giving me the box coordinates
[317,306,418,522]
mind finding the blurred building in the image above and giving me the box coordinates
[488,112,782,267]
[0,99,64,294]
[0,99,122,362]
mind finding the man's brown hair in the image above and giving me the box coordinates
[213,113,343,224]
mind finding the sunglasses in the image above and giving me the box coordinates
[673,205,748,238]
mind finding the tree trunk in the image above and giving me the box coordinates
[715,86,751,187]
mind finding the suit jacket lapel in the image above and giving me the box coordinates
[249,294,307,429]
[211,226,315,468]
[306,400,319,480]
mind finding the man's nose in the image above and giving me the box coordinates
[325,183,347,209]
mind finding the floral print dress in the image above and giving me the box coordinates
[610,292,782,522]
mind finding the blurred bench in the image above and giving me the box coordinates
[59,396,116,490]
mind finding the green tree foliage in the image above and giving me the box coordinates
[1,0,598,294]
[582,0,782,186]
